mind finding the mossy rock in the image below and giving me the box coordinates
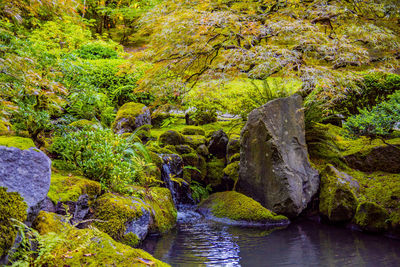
[149,152,163,179]
[0,187,27,257]
[353,201,389,233]
[0,136,35,150]
[184,134,207,149]
[93,193,150,247]
[196,144,209,157]
[206,158,226,188]
[151,112,170,128]
[39,227,169,266]
[146,187,177,234]
[181,153,207,182]
[199,191,289,225]
[48,172,101,204]
[228,153,240,163]
[223,161,240,186]
[181,126,205,136]
[33,211,69,235]
[112,102,151,134]
[69,119,98,130]
[159,130,185,146]
[164,145,178,154]
[175,144,195,155]
[319,165,358,223]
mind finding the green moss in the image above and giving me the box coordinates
[223,161,240,186]
[181,153,207,182]
[48,172,101,203]
[228,153,240,163]
[0,187,28,257]
[184,134,207,149]
[206,158,226,187]
[69,119,97,129]
[164,145,178,153]
[33,211,69,235]
[175,144,194,155]
[200,191,288,223]
[146,187,177,233]
[159,130,185,146]
[114,102,147,122]
[93,193,149,246]
[40,227,170,266]
[181,126,205,136]
[318,165,358,222]
[0,136,35,150]
[354,202,389,232]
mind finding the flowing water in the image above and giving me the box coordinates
[142,209,400,267]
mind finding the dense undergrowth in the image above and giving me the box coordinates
[1,0,400,265]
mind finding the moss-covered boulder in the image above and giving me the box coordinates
[0,136,35,150]
[0,187,27,258]
[184,135,207,149]
[159,130,185,146]
[39,227,169,266]
[112,102,151,134]
[196,144,209,157]
[93,193,151,247]
[223,161,239,190]
[228,153,240,163]
[181,153,207,182]
[146,187,177,234]
[353,202,389,233]
[175,144,194,155]
[207,130,229,159]
[48,172,101,204]
[33,211,69,235]
[319,165,358,223]
[226,135,240,161]
[181,126,205,136]
[199,191,289,226]
[206,158,226,188]
[0,139,51,216]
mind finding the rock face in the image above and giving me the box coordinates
[112,102,151,134]
[0,146,51,215]
[238,94,319,218]
[345,145,400,173]
[319,165,358,223]
[207,130,229,159]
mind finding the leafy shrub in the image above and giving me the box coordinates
[51,129,154,191]
[76,42,118,60]
[60,58,151,107]
[344,90,400,137]
[334,72,400,117]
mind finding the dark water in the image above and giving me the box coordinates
[142,212,400,267]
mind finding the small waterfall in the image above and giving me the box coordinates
[160,154,194,207]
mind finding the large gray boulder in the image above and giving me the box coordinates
[0,146,51,216]
[238,94,319,218]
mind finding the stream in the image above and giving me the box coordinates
[142,208,400,267]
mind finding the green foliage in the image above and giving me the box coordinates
[190,181,211,203]
[50,128,154,191]
[344,90,400,138]
[76,42,118,60]
[333,72,400,117]
[139,0,400,105]
[161,117,178,128]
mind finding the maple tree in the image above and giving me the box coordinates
[137,0,400,105]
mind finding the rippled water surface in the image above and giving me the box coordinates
[142,212,400,267]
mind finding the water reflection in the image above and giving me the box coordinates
[142,217,400,267]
